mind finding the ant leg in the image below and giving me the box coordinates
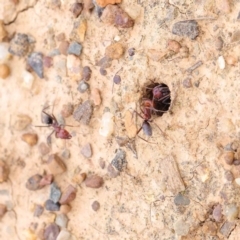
[136,126,157,144]
[152,122,168,139]
[42,110,54,119]
[32,124,51,127]
[47,130,55,146]
[132,110,144,120]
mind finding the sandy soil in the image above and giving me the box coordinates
[1,0,240,239]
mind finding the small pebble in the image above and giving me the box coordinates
[105,43,124,59]
[213,204,222,222]
[0,20,7,41]
[9,33,30,57]
[216,0,231,13]
[61,149,71,159]
[26,174,43,191]
[80,143,92,158]
[225,171,233,182]
[96,0,121,7]
[167,40,181,53]
[56,33,65,41]
[67,54,81,75]
[85,175,104,188]
[107,164,120,178]
[224,151,234,165]
[237,11,240,20]
[231,30,240,43]
[111,149,127,172]
[128,48,135,56]
[202,221,217,236]
[102,5,134,28]
[100,68,107,75]
[82,66,92,81]
[67,42,82,56]
[0,204,7,219]
[113,75,121,84]
[34,205,44,217]
[47,154,66,175]
[99,158,105,169]
[182,77,192,88]
[173,219,190,236]
[58,41,69,55]
[225,55,237,66]
[96,56,112,69]
[21,70,35,90]
[218,56,225,70]
[220,221,236,238]
[72,172,86,185]
[0,43,10,61]
[125,110,137,138]
[27,52,44,78]
[147,49,166,61]
[48,49,60,57]
[91,88,101,106]
[21,133,38,146]
[73,100,93,125]
[61,103,74,118]
[38,142,50,156]
[55,213,68,228]
[39,174,53,187]
[45,199,60,212]
[60,205,71,215]
[56,229,71,240]
[233,159,240,165]
[0,160,9,183]
[179,46,189,58]
[70,19,87,43]
[43,56,53,68]
[91,201,100,211]
[44,224,60,240]
[12,114,32,131]
[0,64,10,79]
[225,204,239,221]
[215,36,224,51]
[50,182,62,203]
[99,112,114,137]
[59,185,77,204]
[174,193,190,206]
[234,177,240,186]
[77,80,89,93]
[172,20,199,40]
[70,3,83,17]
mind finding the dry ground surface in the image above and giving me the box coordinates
[1,0,240,239]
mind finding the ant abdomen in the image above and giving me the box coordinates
[142,121,152,136]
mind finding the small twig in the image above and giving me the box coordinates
[186,60,203,73]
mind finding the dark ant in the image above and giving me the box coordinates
[35,107,72,145]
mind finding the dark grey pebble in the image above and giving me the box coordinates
[50,183,62,203]
[27,52,44,78]
[67,42,82,56]
[172,20,199,40]
[111,149,127,172]
[45,199,60,211]
[174,193,190,206]
[9,33,30,57]
[77,80,89,93]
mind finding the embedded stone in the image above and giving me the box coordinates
[59,185,77,204]
[47,154,66,175]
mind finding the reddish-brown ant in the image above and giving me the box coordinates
[134,99,167,143]
[35,107,72,145]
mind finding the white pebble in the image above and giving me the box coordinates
[56,229,71,240]
[225,204,239,221]
[218,56,225,69]
[22,70,35,90]
[99,112,114,138]
[235,178,240,186]
[114,36,121,42]
[0,43,9,61]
